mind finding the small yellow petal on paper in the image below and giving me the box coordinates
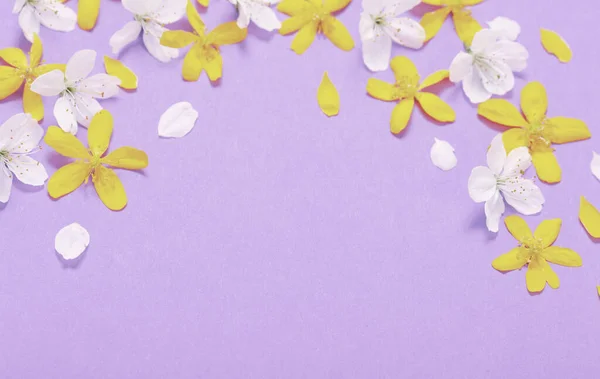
[291,22,318,54]
[208,22,247,46]
[579,196,600,238]
[0,48,27,69]
[93,166,128,211]
[88,110,114,157]
[366,79,396,101]
[415,92,455,122]
[477,99,528,127]
[504,215,533,243]
[44,126,90,159]
[317,72,340,117]
[160,30,198,48]
[390,98,415,134]
[322,17,355,51]
[532,150,561,183]
[23,84,44,121]
[541,247,582,267]
[520,82,547,124]
[547,117,591,144]
[30,34,43,67]
[104,56,138,90]
[182,45,203,82]
[502,128,528,153]
[48,161,91,199]
[188,0,206,34]
[420,8,451,42]
[534,219,562,248]
[390,56,419,82]
[418,70,449,90]
[452,10,482,45]
[492,247,528,272]
[78,0,100,31]
[541,28,572,63]
[103,147,149,170]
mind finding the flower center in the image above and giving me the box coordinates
[526,118,552,152]
[393,76,419,99]
[17,66,36,84]
[518,237,545,263]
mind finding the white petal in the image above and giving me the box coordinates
[55,223,90,260]
[109,21,142,55]
[36,2,77,32]
[237,5,251,29]
[13,0,27,13]
[0,169,13,203]
[18,5,40,42]
[502,146,532,177]
[486,134,506,176]
[54,96,78,134]
[430,138,457,171]
[74,93,102,127]
[449,51,473,83]
[78,74,121,99]
[30,69,66,96]
[249,4,281,32]
[362,33,392,72]
[153,0,187,24]
[143,27,179,63]
[359,12,376,41]
[66,50,97,83]
[158,102,199,138]
[487,17,520,41]
[484,190,505,233]
[361,0,387,13]
[591,152,600,181]
[386,18,425,49]
[122,0,161,15]
[0,113,44,154]
[489,40,528,72]
[468,166,497,203]
[6,155,48,186]
[462,71,492,104]
[470,29,498,53]
[501,178,544,215]
[476,59,514,96]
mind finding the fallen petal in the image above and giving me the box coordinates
[579,196,600,238]
[317,72,340,117]
[430,138,457,171]
[540,28,572,63]
[103,56,138,90]
[158,102,199,138]
[55,223,90,260]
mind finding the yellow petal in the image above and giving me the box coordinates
[504,215,532,243]
[88,110,113,157]
[78,0,100,31]
[420,7,451,42]
[44,126,90,159]
[0,66,23,100]
[390,56,419,82]
[47,161,91,199]
[579,196,600,238]
[208,22,247,46]
[324,0,351,12]
[280,14,311,35]
[526,256,559,292]
[277,0,308,15]
[532,150,561,183]
[103,56,138,90]
[322,17,355,51]
[182,44,203,81]
[452,9,482,45]
[197,0,209,6]
[547,117,591,144]
[366,78,396,101]
[187,0,205,35]
[502,128,528,153]
[93,166,128,211]
[160,30,198,48]
[201,49,223,82]
[317,72,340,117]
[291,22,318,54]
[520,81,547,124]
[390,98,415,134]
[477,99,528,127]
[0,48,27,69]
[102,147,149,170]
[35,63,67,76]
[540,28,572,63]
[418,70,449,90]
[492,247,528,272]
[534,218,562,248]
[30,34,43,67]
[415,92,455,122]
[542,246,582,267]
[23,84,44,121]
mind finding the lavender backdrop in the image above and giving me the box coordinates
[1,0,599,378]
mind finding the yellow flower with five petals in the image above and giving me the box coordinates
[160,1,247,82]
[277,0,354,55]
[492,215,582,293]
[478,81,591,183]
[420,0,483,44]
[366,56,455,134]
[44,110,148,211]
[0,34,65,121]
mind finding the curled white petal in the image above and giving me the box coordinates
[430,138,457,171]
[55,223,90,260]
[158,102,199,138]
[592,151,600,181]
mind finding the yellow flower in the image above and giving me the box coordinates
[160,1,247,82]
[477,82,591,183]
[0,34,65,121]
[492,215,582,293]
[420,0,483,44]
[277,0,354,54]
[44,110,149,211]
[366,56,455,134]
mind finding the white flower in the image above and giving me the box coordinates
[55,223,90,260]
[359,0,425,72]
[30,50,121,135]
[13,0,77,42]
[430,138,457,171]
[109,0,187,63]
[158,102,199,138]
[229,0,281,32]
[449,28,528,104]
[468,134,544,233]
[0,113,48,203]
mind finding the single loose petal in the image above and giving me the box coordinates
[158,101,199,138]
[540,28,572,63]
[317,72,340,117]
[532,150,561,183]
[55,223,90,260]
[47,161,91,199]
[102,147,148,170]
[520,82,547,124]
[579,196,600,238]
[430,138,457,171]
[592,152,600,181]
[547,117,591,144]
[104,57,137,90]
[492,247,527,272]
[504,215,532,243]
[534,219,562,248]
[78,0,101,30]
[478,99,528,127]
[93,166,127,211]
[390,98,414,134]
[415,92,455,122]
[542,247,582,267]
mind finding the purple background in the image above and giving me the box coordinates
[1,0,599,378]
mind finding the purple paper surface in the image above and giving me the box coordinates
[1,1,599,378]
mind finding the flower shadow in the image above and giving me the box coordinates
[56,250,87,269]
